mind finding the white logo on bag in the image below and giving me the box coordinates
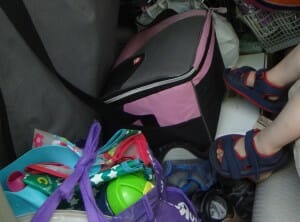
[160,180,164,193]
[175,202,197,222]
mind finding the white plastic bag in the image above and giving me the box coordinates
[288,79,300,178]
[17,211,88,222]
[212,11,240,68]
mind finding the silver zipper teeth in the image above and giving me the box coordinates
[104,67,196,104]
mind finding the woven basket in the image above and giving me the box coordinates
[238,8,300,53]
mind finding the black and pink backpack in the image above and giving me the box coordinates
[101,9,225,157]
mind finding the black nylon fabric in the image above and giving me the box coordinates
[194,41,225,143]
[102,15,205,99]
[0,3,100,156]
[0,90,16,168]
[23,0,120,97]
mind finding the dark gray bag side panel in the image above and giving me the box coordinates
[102,15,205,99]
[0,8,96,156]
[0,90,16,169]
[123,16,205,90]
[23,0,120,96]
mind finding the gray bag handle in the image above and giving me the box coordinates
[0,0,98,108]
[0,0,137,132]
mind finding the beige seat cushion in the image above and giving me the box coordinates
[253,162,300,222]
[252,80,300,222]
[288,79,300,177]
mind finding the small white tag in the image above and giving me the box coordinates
[253,115,273,130]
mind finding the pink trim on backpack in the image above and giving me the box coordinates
[193,10,212,68]
[114,10,207,67]
[192,28,215,85]
[123,82,201,127]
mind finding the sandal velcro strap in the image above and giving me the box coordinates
[222,136,242,179]
[209,129,291,181]
[244,130,260,180]
[223,66,287,113]
[255,69,285,97]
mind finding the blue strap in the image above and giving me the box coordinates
[222,136,242,180]
[237,66,255,86]
[244,130,260,180]
[234,66,284,96]
[255,69,284,96]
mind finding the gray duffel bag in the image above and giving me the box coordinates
[0,0,119,158]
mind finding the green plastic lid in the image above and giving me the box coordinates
[106,173,153,215]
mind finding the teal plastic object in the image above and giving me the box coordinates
[106,173,154,215]
[0,146,79,217]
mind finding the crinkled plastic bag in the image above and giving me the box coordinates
[213,11,239,68]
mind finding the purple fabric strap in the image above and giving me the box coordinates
[31,121,107,222]
[31,122,165,222]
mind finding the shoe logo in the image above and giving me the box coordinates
[133,56,142,65]
[175,202,197,222]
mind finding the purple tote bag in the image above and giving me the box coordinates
[31,122,201,222]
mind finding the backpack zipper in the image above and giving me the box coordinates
[104,67,196,104]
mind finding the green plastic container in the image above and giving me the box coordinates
[106,173,153,215]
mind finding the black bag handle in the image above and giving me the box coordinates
[0,89,16,168]
[0,0,100,109]
[0,0,138,126]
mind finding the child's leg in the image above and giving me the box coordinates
[268,44,300,86]
[214,46,300,179]
[217,87,300,161]
[246,44,300,88]
[255,88,300,154]
[223,45,300,113]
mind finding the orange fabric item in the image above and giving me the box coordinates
[265,0,300,6]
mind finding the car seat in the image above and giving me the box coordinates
[252,79,300,222]
[252,161,300,222]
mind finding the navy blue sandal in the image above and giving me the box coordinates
[209,129,291,181]
[223,66,287,113]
